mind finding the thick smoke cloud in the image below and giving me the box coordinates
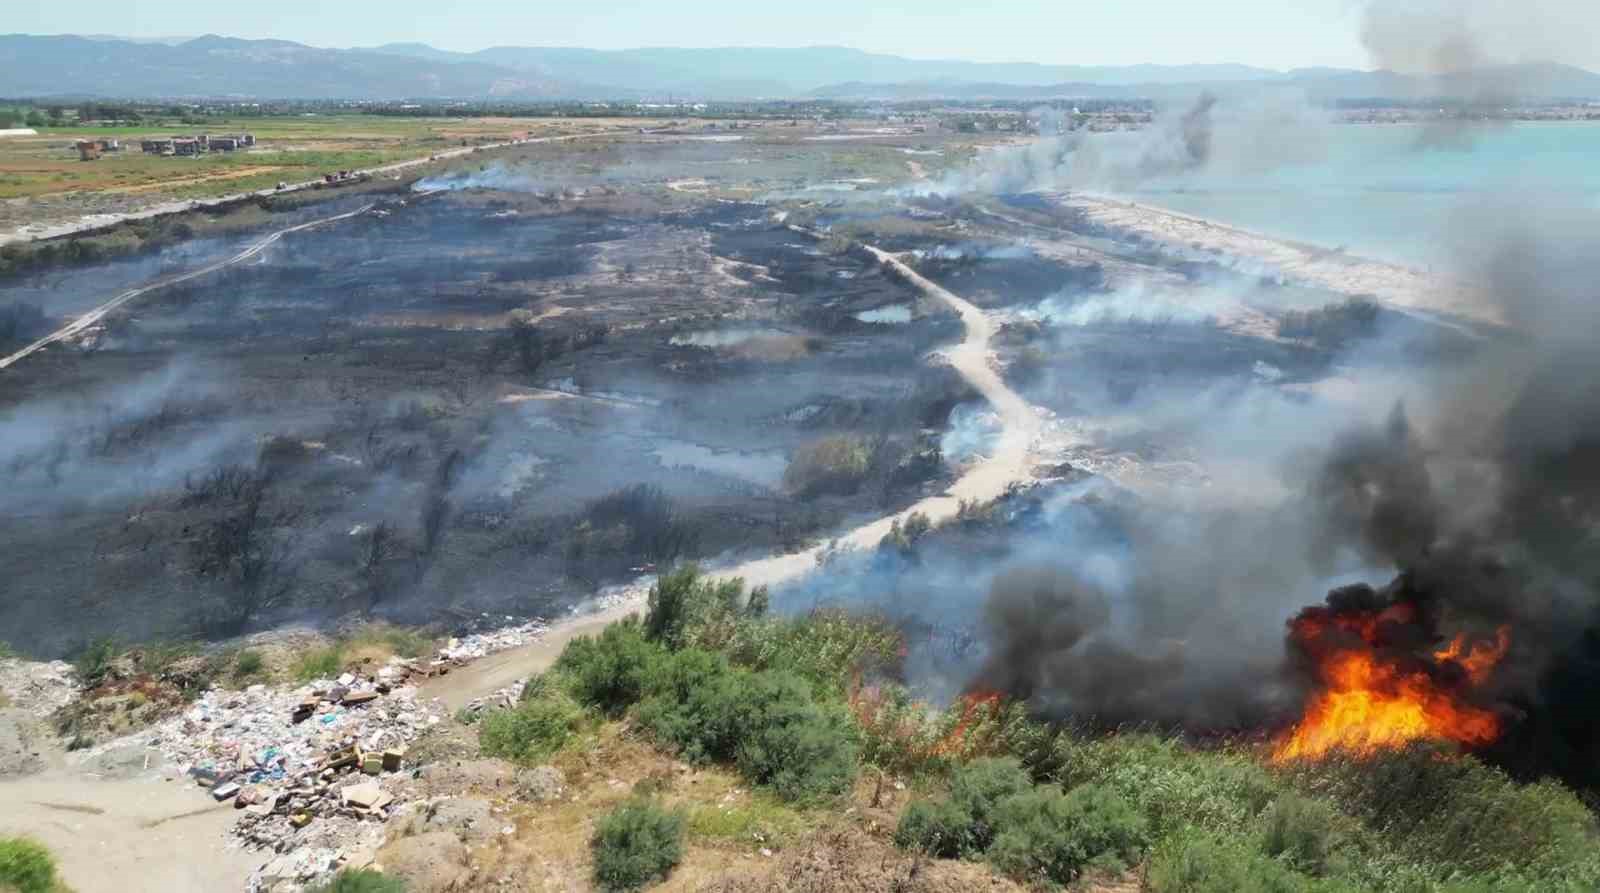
[1361,0,1600,76]
[923,89,1331,195]
[1360,0,1600,148]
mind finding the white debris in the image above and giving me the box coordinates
[0,658,78,717]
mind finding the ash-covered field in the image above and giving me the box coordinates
[0,188,976,652]
[0,130,1488,662]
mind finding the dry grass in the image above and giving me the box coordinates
[427,719,1068,892]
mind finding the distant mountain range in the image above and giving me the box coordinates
[4,34,1600,102]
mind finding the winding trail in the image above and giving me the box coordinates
[422,244,1048,709]
[0,203,375,371]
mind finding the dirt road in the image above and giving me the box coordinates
[0,770,259,892]
[0,203,375,371]
[424,243,1049,710]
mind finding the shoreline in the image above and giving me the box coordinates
[1059,190,1500,327]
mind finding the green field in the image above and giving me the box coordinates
[0,115,637,201]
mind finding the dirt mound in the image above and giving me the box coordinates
[377,830,472,892]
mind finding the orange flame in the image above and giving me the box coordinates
[1433,626,1511,685]
[934,690,1003,757]
[1272,609,1510,763]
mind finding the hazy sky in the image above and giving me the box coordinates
[13,0,1376,70]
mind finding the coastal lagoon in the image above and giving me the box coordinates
[1126,122,1600,268]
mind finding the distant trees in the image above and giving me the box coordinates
[784,434,873,497]
[1277,298,1380,349]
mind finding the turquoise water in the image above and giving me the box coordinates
[1124,123,1600,268]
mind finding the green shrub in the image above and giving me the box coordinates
[555,619,665,717]
[305,868,407,893]
[719,608,902,698]
[945,757,1036,848]
[783,434,871,496]
[0,837,57,893]
[1285,745,1600,883]
[1147,827,1340,893]
[139,640,201,675]
[591,799,685,892]
[72,637,119,688]
[292,645,345,682]
[348,624,435,659]
[895,798,978,858]
[632,649,745,764]
[629,649,857,802]
[233,649,265,678]
[479,693,585,764]
[730,671,859,802]
[644,566,756,651]
[1260,792,1350,877]
[894,757,1034,857]
[986,783,1148,886]
[1058,734,1278,839]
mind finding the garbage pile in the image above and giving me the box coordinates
[457,680,529,721]
[436,618,551,662]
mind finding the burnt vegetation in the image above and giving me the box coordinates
[0,191,959,653]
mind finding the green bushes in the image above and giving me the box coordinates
[1259,793,1350,877]
[641,566,898,698]
[728,671,859,802]
[478,691,585,765]
[631,649,744,765]
[894,758,1033,857]
[719,609,901,698]
[292,645,345,682]
[625,651,858,802]
[591,799,685,892]
[1283,744,1600,885]
[555,619,663,717]
[643,566,760,651]
[232,649,266,679]
[783,434,872,496]
[1057,734,1279,839]
[554,613,859,802]
[895,760,1146,886]
[1147,828,1345,893]
[987,784,1148,886]
[72,637,119,688]
[0,837,58,893]
[305,868,406,893]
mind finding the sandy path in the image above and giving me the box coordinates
[0,772,259,892]
[1062,192,1495,325]
[424,244,1048,710]
[0,203,375,371]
